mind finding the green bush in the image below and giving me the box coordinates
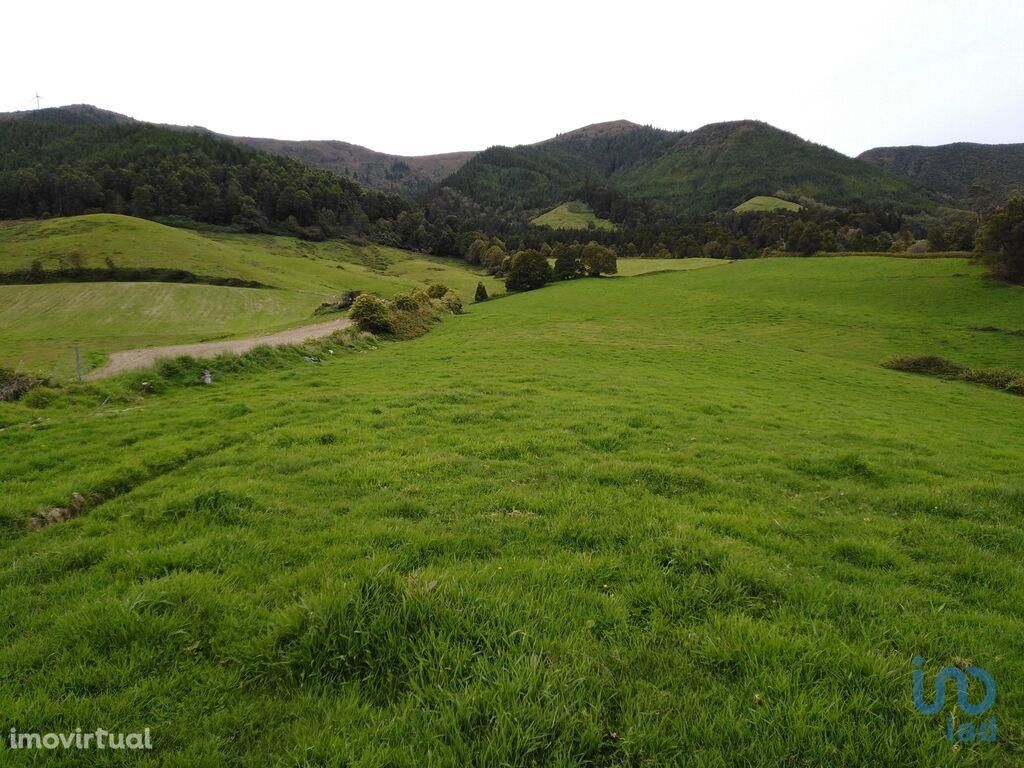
[392,292,419,311]
[474,282,489,302]
[426,283,449,299]
[505,250,552,292]
[350,294,393,334]
[409,288,432,307]
[440,291,463,315]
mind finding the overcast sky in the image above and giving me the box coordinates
[3,0,1022,157]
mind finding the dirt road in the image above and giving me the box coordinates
[84,317,353,380]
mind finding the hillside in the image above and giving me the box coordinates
[432,119,937,220]
[734,195,803,213]
[0,106,477,197]
[531,201,617,231]
[232,136,476,195]
[611,120,935,213]
[858,142,1024,208]
[2,256,1022,764]
[0,104,137,127]
[0,109,408,238]
[2,107,948,223]
[0,214,503,375]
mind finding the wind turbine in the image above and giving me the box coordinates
[33,91,43,110]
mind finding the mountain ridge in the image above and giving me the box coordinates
[858,141,1024,209]
[7,104,1022,216]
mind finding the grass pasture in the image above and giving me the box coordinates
[1,255,1022,765]
[734,195,804,213]
[531,201,618,231]
[0,215,503,377]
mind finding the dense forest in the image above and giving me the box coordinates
[0,120,411,239]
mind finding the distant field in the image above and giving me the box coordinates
[0,215,503,376]
[613,257,723,276]
[734,195,803,213]
[531,201,617,231]
[2,256,1022,765]
[0,283,317,376]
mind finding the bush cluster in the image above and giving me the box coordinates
[884,355,1024,395]
[349,285,462,339]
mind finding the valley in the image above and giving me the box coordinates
[1,75,1022,765]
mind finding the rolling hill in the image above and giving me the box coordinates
[232,136,476,195]
[858,142,1024,209]
[0,214,503,376]
[531,201,617,231]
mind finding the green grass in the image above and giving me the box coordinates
[531,201,618,231]
[612,257,723,276]
[0,215,503,377]
[734,195,804,213]
[1,256,1022,765]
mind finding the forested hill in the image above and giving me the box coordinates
[429,119,938,223]
[0,114,410,239]
[610,120,936,213]
[858,142,1024,209]
[232,136,477,195]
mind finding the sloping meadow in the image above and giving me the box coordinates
[0,256,1021,765]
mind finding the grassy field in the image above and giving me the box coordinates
[1,256,1021,765]
[613,257,723,276]
[734,195,804,213]
[0,215,504,377]
[531,201,618,231]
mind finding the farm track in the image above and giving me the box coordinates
[85,317,353,380]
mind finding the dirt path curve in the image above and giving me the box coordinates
[85,317,353,380]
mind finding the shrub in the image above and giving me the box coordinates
[350,294,393,334]
[962,367,1020,391]
[882,356,965,378]
[440,291,463,315]
[426,283,449,299]
[0,367,46,402]
[409,288,432,308]
[474,282,488,302]
[884,355,1023,396]
[392,292,419,311]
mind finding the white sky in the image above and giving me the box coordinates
[2,0,1022,157]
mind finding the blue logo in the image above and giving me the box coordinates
[913,656,996,742]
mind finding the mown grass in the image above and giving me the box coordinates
[0,215,503,377]
[531,201,618,231]
[734,195,803,213]
[0,256,1022,765]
